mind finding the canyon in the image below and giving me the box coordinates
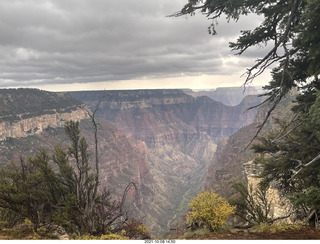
[0,88,263,236]
[70,89,263,233]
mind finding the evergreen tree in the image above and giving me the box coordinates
[172,0,320,131]
[174,0,320,221]
[0,154,57,230]
[0,120,136,236]
[250,96,320,217]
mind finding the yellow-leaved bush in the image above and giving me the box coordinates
[186,189,235,231]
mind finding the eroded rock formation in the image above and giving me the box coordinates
[70,89,262,234]
[0,88,263,236]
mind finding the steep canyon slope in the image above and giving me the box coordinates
[0,88,263,236]
[0,89,158,233]
[204,92,297,201]
[70,89,263,233]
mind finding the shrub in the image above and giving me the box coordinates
[123,218,151,239]
[230,181,272,225]
[182,228,210,239]
[73,233,129,240]
[254,222,306,233]
[186,189,235,231]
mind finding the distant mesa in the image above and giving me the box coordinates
[184,86,263,106]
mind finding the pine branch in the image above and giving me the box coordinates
[291,153,320,179]
[245,93,284,149]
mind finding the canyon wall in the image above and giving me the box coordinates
[70,89,263,234]
[0,88,264,236]
[0,89,88,141]
[0,108,88,141]
[204,93,298,225]
[70,89,262,143]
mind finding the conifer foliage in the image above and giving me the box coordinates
[0,120,135,237]
[174,0,320,222]
[173,0,320,134]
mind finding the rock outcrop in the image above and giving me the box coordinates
[0,88,88,141]
[244,161,295,223]
[0,108,88,141]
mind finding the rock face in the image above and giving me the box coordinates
[244,161,295,223]
[0,88,263,236]
[70,89,263,234]
[0,108,88,141]
[70,89,262,143]
[204,93,298,224]
[0,89,88,141]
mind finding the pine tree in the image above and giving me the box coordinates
[173,0,320,224]
[172,0,320,136]
[0,120,136,236]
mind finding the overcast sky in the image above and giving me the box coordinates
[0,0,271,91]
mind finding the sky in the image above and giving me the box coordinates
[0,0,272,92]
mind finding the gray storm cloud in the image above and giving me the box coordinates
[0,0,263,88]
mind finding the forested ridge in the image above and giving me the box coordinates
[0,89,82,122]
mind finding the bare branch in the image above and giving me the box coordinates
[244,0,300,86]
[291,154,320,179]
[245,93,284,149]
[82,94,107,200]
[119,182,138,213]
[272,120,302,143]
[105,182,137,228]
[246,96,273,111]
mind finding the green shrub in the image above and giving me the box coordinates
[0,220,8,229]
[182,228,210,239]
[254,222,306,233]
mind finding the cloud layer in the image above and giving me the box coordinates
[0,0,265,90]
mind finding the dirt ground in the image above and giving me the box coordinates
[184,226,320,240]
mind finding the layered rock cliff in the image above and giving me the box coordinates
[70,89,262,143]
[0,89,156,234]
[0,89,88,141]
[70,89,263,234]
[0,88,265,236]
